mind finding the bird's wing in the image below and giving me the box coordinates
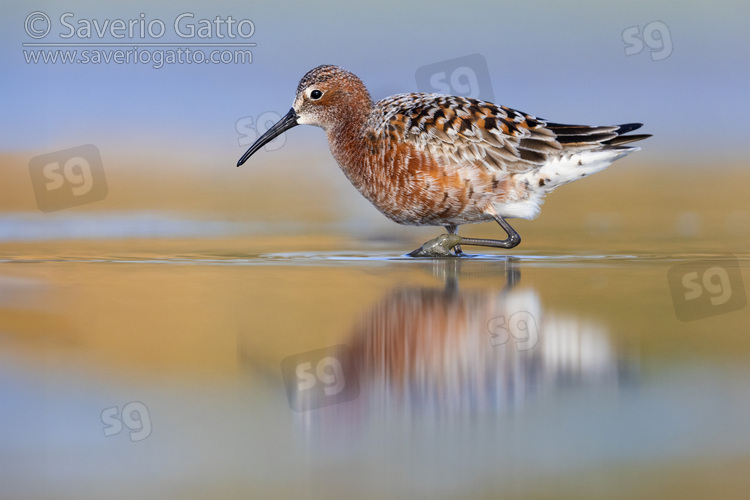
[368,93,647,174]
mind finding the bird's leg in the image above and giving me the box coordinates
[458,215,521,249]
[446,224,463,256]
[407,217,520,257]
[407,233,463,258]
[406,224,464,258]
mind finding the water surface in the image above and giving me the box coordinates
[1,227,748,499]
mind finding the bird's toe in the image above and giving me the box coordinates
[407,234,463,258]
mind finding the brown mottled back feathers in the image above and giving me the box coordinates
[367,93,649,174]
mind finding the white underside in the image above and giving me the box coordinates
[492,148,639,220]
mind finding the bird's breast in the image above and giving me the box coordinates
[332,134,510,226]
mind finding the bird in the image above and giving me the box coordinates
[237,65,650,257]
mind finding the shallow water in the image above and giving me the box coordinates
[1,225,749,499]
[2,152,750,500]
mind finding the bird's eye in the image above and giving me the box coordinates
[310,89,323,100]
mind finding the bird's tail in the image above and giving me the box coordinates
[515,123,651,196]
[545,122,652,151]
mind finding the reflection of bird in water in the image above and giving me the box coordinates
[347,270,622,417]
[237,65,650,256]
[285,260,633,438]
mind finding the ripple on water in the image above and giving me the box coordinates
[2,251,735,268]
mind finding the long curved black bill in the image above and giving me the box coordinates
[237,108,299,167]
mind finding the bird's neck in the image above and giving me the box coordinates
[326,106,371,180]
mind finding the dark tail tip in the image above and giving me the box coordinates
[606,123,651,147]
[614,123,643,135]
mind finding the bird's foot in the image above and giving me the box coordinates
[407,234,463,258]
